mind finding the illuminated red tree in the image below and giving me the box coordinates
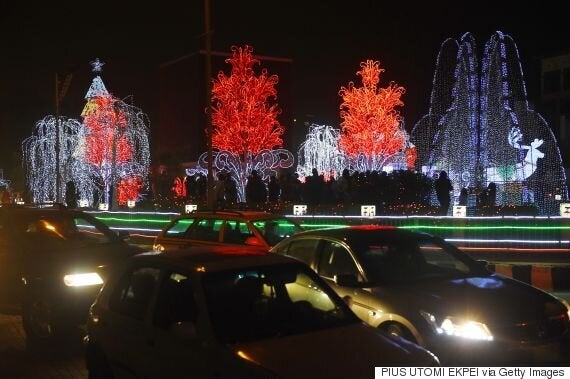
[205,45,293,202]
[339,60,414,171]
[83,95,133,166]
[211,45,284,155]
[117,177,143,205]
[81,94,134,205]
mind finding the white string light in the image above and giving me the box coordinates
[23,60,150,207]
[296,123,347,181]
[411,32,568,214]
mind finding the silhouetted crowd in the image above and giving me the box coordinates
[174,168,435,213]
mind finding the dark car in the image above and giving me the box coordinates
[85,246,438,378]
[0,203,144,342]
[153,210,303,253]
[270,225,570,364]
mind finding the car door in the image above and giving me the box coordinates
[154,217,196,250]
[99,265,161,377]
[222,219,255,246]
[143,270,221,378]
[316,240,377,324]
[183,217,224,247]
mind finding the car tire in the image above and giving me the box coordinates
[382,322,416,343]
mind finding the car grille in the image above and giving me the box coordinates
[494,315,569,343]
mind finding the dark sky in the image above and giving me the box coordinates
[1,1,569,181]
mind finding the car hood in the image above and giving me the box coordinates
[233,323,437,378]
[374,274,566,325]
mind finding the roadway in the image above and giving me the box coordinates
[1,295,568,378]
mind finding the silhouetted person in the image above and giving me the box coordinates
[268,175,280,203]
[245,170,266,207]
[224,175,238,204]
[338,169,352,205]
[435,171,453,215]
[65,181,78,208]
[458,187,468,206]
[305,168,324,206]
[486,182,496,207]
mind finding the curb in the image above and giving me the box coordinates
[488,263,570,292]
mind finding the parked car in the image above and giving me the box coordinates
[85,246,439,378]
[153,210,303,252]
[0,203,144,342]
[270,225,570,364]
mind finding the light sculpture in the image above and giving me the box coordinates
[79,59,150,207]
[411,32,568,214]
[23,59,150,208]
[22,116,83,203]
[199,45,294,202]
[339,60,414,172]
[296,124,347,181]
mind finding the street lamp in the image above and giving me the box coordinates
[205,0,215,210]
[54,71,73,203]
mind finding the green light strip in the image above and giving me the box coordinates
[94,216,171,224]
[398,225,570,230]
[92,216,570,231]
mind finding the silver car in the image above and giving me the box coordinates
[270,225,570,364]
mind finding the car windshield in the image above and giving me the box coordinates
[353,236,488,284]
[202,262,357,344]
[251,218,303,246]
[15,213,116,251]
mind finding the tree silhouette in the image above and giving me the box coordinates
[339,60,413,171]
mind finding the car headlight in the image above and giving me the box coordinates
[63,272,104,287]
[421,311,493,341]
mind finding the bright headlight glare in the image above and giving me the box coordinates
[421,311,493,341]
[63,272,103,287]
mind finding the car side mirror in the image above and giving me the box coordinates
[334,274,358,287]
[169,321,197,340]
[245,236,264,247]
[117,230,130,240]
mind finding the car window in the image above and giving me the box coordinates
[202,263,356,344]
[252,218,302,246]
[110,267,160,320]
[187,218,223,242]
[22,215,112,251]
[419,241,470,273]
[318,241,362,282]
[153,272,199,330]
[357,238,477,284]
[163,218,195,237]
[222,220,254,244]
[283,238,319,267]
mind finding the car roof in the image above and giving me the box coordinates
[290,225,433,242]
[172,210,285,221]
[134,246,297,273]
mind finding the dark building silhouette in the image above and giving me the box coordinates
[540,52,570,168]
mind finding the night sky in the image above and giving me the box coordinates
[1,1,569,185]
